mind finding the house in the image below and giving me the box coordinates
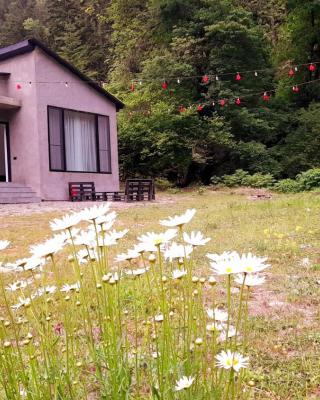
[0,38,124,203]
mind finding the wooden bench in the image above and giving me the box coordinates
[69,180,155,202]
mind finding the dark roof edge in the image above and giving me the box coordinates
[0,38,124,110]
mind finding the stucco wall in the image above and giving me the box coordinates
[0,52,41,193]
[34,48,120,200]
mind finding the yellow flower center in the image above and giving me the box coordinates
[153,238,163,246]
[246,266,253,272]
[226,267,233,273]
[226,359,232,366]
[233,358,239,366]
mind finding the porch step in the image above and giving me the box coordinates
[0,183,40,204]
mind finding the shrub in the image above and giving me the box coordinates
[273,178,302,193]
[154,177,174,191]
[242,172,275,188]
[221,169,249,187]
[296,168,320,191]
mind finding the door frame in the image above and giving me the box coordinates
[0,122,11,182]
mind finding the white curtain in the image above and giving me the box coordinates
[64,110,97,172]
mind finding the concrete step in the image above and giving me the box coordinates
[0,192,38,198]
[0,182,31,188]
[0,183,40,203]
[0,187,38,193]
[0,196,41,204]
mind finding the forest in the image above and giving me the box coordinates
[1,0,320,186]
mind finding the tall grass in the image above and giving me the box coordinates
[0,205,270,399]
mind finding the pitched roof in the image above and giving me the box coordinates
[0,38,124,110]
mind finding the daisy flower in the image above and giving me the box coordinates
[107,229,129,241]
[183,231,211,246]
[138,229,177,249]
[209,252,242,275]
[95,210,116,226]
[115,249,141,262]
[19,257,45,271]
[50,213,82,231]
[172,269,187,280]
[235,273,265,287]
[11,297,31,310]
[60,282,80,293]
[238,253,269,274]
[6,279,33,292]
[175,376,195,391]
[80,204,110,221]
[154,314,164,322]
[160,209,196,228]
[0,240,10,250]
[164,242,193,261]
[124,267,149,277]
[206,308,228,322]
[30,238,65,258]
[74,230,96,247]
[218,325,237,341]
[215,350,249,372]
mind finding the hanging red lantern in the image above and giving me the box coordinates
[235,97,241,105]
[219,99,226,107]
[309,63,316,72]
[197,104,203,112]
[235,72,241,81]
[288,69,295,77]
[130,83,135,92]
[262,92,270,101]
[16,83,22,90]
[292,85,299,93]
[162,81,168,89]
[202,75,209,84]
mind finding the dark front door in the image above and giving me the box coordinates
[0,123,10,182]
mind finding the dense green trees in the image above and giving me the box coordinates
[0,0,319,184]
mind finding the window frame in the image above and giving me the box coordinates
[47,105,112,174]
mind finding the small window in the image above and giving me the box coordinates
[47,106,112,174]
[98,116,111,173]
[48,107,64,171]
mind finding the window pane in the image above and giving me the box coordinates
[64,110,97,172]
[48,107,64,170]
[98,116,111,172]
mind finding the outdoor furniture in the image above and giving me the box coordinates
[69,182,106,202]
[125,179,155,202]
[68,180,155,202]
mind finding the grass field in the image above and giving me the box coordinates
[0,189,319,399]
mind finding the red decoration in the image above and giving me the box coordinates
[235,97,241,105]
[130,83,135,92]
[162,81,168,89]
[197,104,203,112]
[292,85,299,93]
[235,72,241,81]
[179,106,186,113]
[202,75,209,84]
[16,83,22,90]
[219,99,226,107]
[262,92,270,101]
[309,63,316,72]
[288,69,295,77]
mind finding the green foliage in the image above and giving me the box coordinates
[221,169,250,187]
[273,178,302,193]
[297,168,320,190]
[154,177,174,190]
[220,170,275,188]
[243,172,275,188]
